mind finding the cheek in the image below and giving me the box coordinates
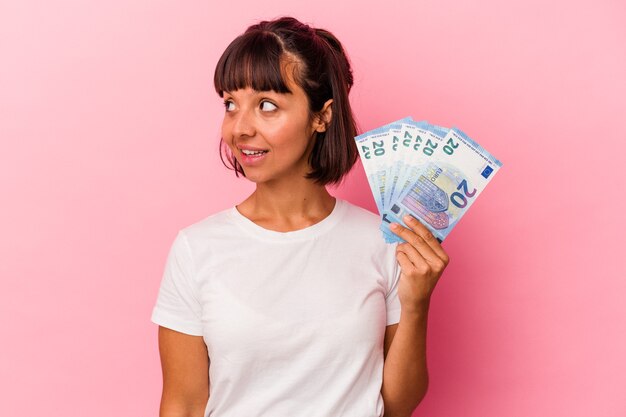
[221,121,233,144]
[266,118,312,150]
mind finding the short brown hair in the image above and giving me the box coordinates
[213,16,359,186]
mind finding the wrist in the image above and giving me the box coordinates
[401,298,431,318]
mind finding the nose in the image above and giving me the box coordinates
[230,107,256,139]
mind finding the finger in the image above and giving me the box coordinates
[391,223,443,265]
[400,214,450,265]
[396,241,430,272]
[396,250,415,274]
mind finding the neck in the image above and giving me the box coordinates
[237,176,336,228]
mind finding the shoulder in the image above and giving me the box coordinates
[338,199,382,230]
[333,199,398,251]
[176,206,238,249]
[335,200,400,288]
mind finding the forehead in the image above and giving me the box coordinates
[223,64,304,98]
[213,30,306,97]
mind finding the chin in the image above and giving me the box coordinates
[240,170,270,184]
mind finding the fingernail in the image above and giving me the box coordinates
[390,223,400,230]
[403,214,413,222]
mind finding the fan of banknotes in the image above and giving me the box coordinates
[354,117,503,244]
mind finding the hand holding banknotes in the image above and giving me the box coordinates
[391,213,450,310]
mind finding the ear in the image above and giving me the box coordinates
[313,99,333,133]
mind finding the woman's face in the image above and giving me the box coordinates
[220,64,326,185]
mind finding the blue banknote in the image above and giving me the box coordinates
[354,120,503,244]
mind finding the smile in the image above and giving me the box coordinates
[239,149,269,165]
[241,149,269,156]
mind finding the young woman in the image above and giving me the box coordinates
[151,16,449,417]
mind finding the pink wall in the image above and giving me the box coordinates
[1,1,625,416]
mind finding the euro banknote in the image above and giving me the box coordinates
[354,117,503,244]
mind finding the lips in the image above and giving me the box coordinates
[239,148,269,166]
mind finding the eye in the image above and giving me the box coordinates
[223,99,235,112]
[260,100,277,112]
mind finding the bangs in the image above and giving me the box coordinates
[214,31,295,97]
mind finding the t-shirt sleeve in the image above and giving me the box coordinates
[384,242,402,326]
[150,230,204,336]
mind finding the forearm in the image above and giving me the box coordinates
[159,404,205,417]
[159,394,208,417]
[381,303,430,417]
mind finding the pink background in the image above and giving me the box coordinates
[1,1,625,416]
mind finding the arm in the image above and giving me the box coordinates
[382,214,450,417]
[157,326,210,417]
[381,303,430,417]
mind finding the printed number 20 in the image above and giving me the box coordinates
[372,140,385,156]
[450,179,477,208]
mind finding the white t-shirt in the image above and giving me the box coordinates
[151,197,402,417]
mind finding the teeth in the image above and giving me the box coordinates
[242,149,267,155]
